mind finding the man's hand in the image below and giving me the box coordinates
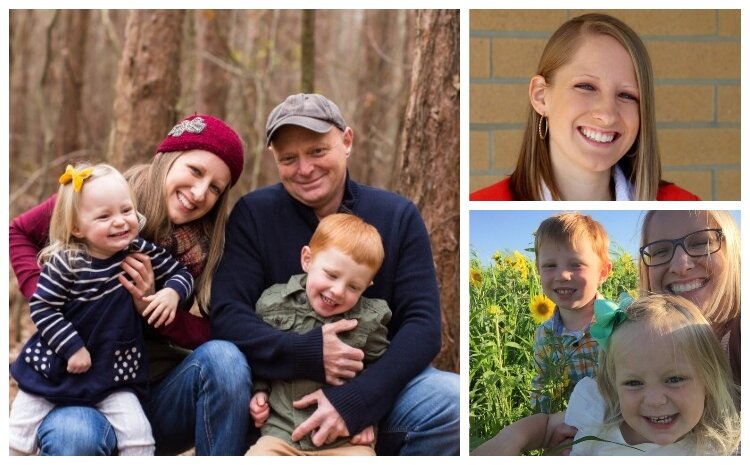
[350,425,375,446]
[321,319,364,385]
[142,288,179,328]
[291,389,349,447]
[250,391,271,428]
[119,253,155,315]
[67,346,91,374]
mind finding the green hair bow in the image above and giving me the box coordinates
[590,293,634,350]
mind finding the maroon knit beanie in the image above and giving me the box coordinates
[156,114,245,186]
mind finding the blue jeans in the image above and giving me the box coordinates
[36,340,252,455]
[37,407,116,455]
[376,366,460,456]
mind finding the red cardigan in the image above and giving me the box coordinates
[470,177,701,201]
[9,195,210,349]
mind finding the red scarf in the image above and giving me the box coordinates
[160,222,208,280]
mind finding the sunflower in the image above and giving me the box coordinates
[529,294,555,323]
[487,304,501,316]
[469,267,483,288]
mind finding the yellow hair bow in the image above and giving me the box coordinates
[59,165,93,193]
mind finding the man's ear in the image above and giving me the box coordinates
[529,75,549,117]
[300,245,313,272]
[342,127,354,158]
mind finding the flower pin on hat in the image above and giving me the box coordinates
[59,165,93,193]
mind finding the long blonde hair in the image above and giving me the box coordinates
[39,163,137,265]
[597,294,740,455]
[125,151,230,311]
[509,13,661,200]
[639,211,740,326]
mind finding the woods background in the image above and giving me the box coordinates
[8,10,459,373]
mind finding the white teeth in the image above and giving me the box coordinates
[649,415,674,424]
[555,288,575,295]
[177,192,195,210]
[321,295,336,306]
[581,127,615,143]
[669,280,705,294]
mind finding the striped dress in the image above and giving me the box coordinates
[10,237,193,405]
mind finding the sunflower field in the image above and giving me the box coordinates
[469,246,638,451]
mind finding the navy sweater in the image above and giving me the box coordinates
[11,237,193,405]
[211,177,441,434]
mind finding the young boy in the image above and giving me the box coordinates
[246,213,390,456]
[531,212,612,413]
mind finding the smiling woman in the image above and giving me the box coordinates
[639,210,740,392]
[470,13,701,201]
[8,114,252,456]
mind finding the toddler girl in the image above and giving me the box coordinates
[9,163,194,455]
[566,294,739,455]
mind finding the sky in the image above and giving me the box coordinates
[469,210,741,266]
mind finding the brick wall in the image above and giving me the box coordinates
[469,9,740,200]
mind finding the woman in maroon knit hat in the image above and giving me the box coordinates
[9,114,251,455]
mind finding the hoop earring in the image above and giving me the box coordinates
[538,115,548,140]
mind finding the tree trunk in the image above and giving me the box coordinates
[54,10,89,161]
[108,10,185,169]
[195,9,231,116]
[395,10,460,373]
[301,10,315,93]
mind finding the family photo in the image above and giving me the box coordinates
[7,9,459,456]
[470,210,741,455]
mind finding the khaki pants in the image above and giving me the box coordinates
[246,435,376,456]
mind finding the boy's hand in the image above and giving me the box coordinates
[250,391,270,428]
[350,425,375,446]
[142,288,179,328]
[67,347,91,373]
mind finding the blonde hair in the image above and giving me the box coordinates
[509,13,661,200]
[39,163,137,264]
[125,151,231,311]
[639,211,740,325]
[309,213,384,274]
[597,294,740,455]
[534,212,611,269]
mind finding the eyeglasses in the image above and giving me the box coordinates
[640,229,723,267]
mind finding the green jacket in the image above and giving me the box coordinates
[254,274,391,451]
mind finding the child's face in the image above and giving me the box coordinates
[537,239,609,313]
[613,323,706,446]
[72,175,139,259]
[644,211,724,317]
[164,150,231,225]
[301,246,374,318]
[536,34,640,180]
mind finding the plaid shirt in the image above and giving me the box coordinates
[530,308,599,413]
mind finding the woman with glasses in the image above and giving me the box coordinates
[639,210,740,394]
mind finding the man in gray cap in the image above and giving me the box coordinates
[211,93,459,455]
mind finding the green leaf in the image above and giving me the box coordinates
[545,435,644,454]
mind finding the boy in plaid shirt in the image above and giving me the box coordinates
[531,212,612,413]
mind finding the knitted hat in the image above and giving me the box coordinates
[156,114,245,186]
[265,93,347,147]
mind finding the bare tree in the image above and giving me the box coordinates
[195,9,231,115]
[108,10,185,169]
[395,10,460,373]
[301,10,315,93]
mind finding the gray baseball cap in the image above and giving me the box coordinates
[265,93,347,147]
